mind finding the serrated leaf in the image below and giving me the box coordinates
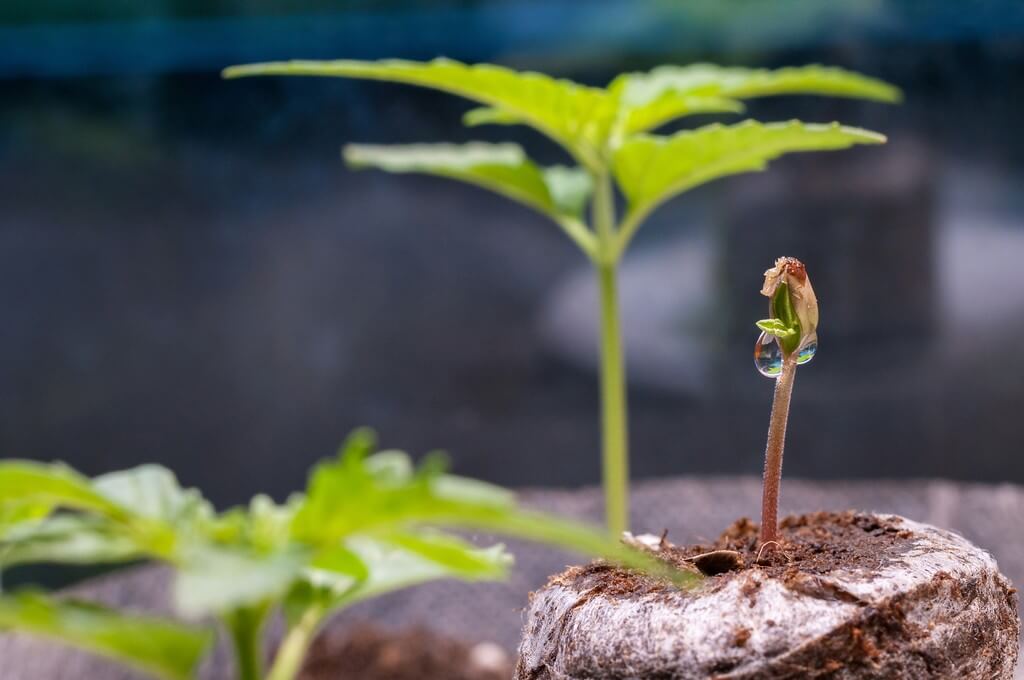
[225,58,616,167]
[615,93,745,136]
[0,591,212,680]
[344,142,591,222]
[613,120,885,250]
[0,515,140,567]
[611,64,900,134]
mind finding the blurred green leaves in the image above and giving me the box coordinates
[0,429,691,679]
[0,591,212,680]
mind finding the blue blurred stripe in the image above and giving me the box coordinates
[1,1,1023,79]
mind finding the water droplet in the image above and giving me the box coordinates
[796,336,818,365]
[754,332,783,377]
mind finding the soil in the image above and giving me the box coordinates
[299,625,513,680]
[556,511,917,599]
[523,511,1020,679]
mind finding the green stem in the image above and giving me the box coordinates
[265,606,325,680]
[224,607,268,680]
[593,171,629,536]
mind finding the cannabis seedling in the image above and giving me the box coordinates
[0,430,687,680]
[754,257,819,546]
[223,58,898,535]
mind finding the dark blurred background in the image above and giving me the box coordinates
[2,0,1023,514]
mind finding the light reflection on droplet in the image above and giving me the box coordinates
[753,331,783,377]
[797,335,817,365]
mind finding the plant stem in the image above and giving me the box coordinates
[760,355,797,545]
[593,171,629,536]
[265,606,324,680]
[224,607,267,680]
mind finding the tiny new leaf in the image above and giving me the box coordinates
[755,318,797,339]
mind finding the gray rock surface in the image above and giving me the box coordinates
[1,477,1022,679]
[517,515,1019,678]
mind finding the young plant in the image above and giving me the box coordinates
[754,257,819,546]
[223,58,899,535]
[0,430,690,680]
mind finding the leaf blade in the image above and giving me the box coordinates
[174,544,307,617]
[0,461,126,519]
[611,64,900,134]
[344,142,558,216]
[614,120,886,251]
[0,591,212,680]
[224,58,615,166]
[0,515,141,567]
[343,142,595,253]
[292,445,698,590]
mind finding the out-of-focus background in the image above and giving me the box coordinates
[2,1,1022,521]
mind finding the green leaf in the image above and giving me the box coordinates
[310,544,369,581]
[0,591,212,680]
[613,120,886,251]
[93,465,213,526]
[224,58,616,167]
[542,165,593,219]
[291,443,697,589]
[0,515,141,567]
[0,462,126,519]
[318,536,511,610]
[379,530,511,580]
[462,106,522,127]
[0,501,51,534]
[174,544,307,617]
[755,318,797,338]
[610,64,900,134]
[616,93,745,136]
[343,141,595,251]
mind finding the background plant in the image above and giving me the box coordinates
[0,429,688,680]
[223,58,899,535]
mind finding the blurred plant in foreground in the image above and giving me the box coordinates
[0,430,689,680]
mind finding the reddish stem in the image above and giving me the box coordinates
[760,355,798,545]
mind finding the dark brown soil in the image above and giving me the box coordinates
[554,511,916,597]
[299,625,513,680]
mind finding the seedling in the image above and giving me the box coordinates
[224,58,898,535]
[754,257,818,546]
[0,430,687,680]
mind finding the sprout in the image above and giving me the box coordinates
[755,257,819,547]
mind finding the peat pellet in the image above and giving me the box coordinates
[516,513,1020,679]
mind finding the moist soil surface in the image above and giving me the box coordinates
[556,511,917,598]
[299,625,513,680]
